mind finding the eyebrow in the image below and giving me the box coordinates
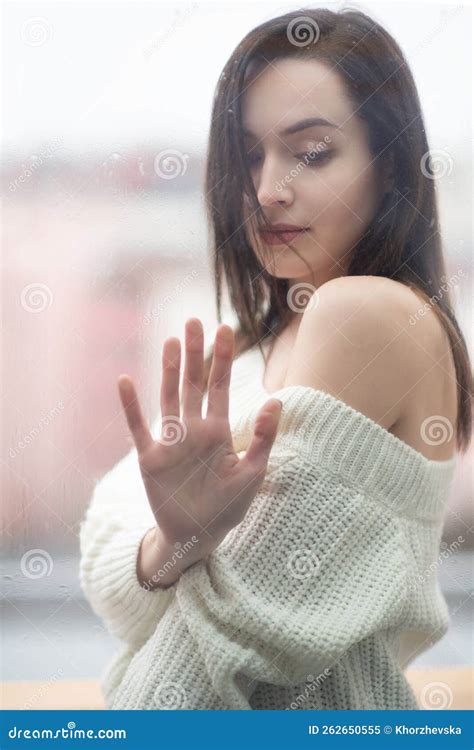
[243,117,339,138]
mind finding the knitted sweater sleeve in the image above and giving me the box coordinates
[78,416,177,648]
[109,386,455,710]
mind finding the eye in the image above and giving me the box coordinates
[295,150,332,166]
[245,149,332,169]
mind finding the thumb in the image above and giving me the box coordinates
[242,398,283,470]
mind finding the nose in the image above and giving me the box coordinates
[255,154,294,208]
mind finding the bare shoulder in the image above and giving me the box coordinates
[284,275,454,434]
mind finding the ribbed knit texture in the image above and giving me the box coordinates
[79,344,457,710]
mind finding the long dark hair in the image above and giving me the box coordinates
[201,7,472,452]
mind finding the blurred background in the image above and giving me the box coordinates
[1,0,472,701]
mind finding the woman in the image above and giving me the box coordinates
[79,8,472,710]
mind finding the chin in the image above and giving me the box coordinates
[260,244,318,271]
[261,260,314,279]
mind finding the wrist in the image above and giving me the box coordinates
[137,526,210,590]
[137,527,177,590]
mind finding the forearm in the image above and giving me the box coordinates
[137,526,211,590]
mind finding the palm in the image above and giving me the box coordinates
[139,417,240,542]
[118,320,282,554]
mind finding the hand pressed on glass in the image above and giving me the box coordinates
[117,318,282,584]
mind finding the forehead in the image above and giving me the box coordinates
[241,58,353,137]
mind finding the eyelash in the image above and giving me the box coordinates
[296,150,331,165]
[246,150,332,168]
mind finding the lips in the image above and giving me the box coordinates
[259,228,308,245]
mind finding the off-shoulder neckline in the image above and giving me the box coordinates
[243,344,457,472]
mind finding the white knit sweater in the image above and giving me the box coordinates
[79,344,457,710]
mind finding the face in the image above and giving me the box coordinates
[241,58,389,288]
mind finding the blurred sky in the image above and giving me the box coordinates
[3,0,471,155]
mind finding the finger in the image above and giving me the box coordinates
[117,375,154,454]
[240,399,282,469]
[206,325,234,420]
[182,318,204,420]
[160,337,181,419]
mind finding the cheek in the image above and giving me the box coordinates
[300,157,379,227]
[342,160,380,222]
